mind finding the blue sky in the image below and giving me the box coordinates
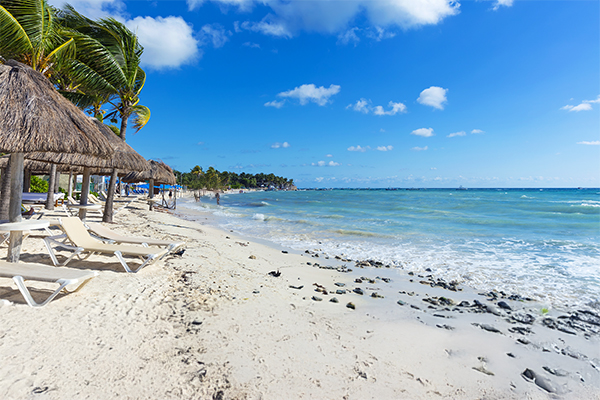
[55,0,599,188]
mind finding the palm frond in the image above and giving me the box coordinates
[131,104,150,133]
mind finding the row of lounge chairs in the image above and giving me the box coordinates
[1,216,184,307]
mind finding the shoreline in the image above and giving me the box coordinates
[0,197,598,399]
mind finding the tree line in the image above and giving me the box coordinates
[174,166,296,191]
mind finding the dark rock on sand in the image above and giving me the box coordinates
[289,285,304,290]
[436,324,455,330]
[543,366,569,377]
[521,368,556,393]
[346,302,356,310]
[472,366,494,376]
[371,292,384,298]
[458,300,470,307]
[508,326,533,335]
[510,312,535,325]
[334,282,346,287]
[472,323,503,334]
[353,288,364,295]
[336,289,346,295]
[330,297,339,303]
[312,296,323,301]
[268,270,281,277]
[397,300,406,306]
[497,301,512,310]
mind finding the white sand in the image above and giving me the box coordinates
[0,198,598,399]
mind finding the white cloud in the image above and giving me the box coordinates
[348,99,406,115]
[373,101,407,116]
[126,16,200,69]
[561,96,600,112]
[191,0,458,37]
[366,26,396,41]
[348,145,368,152]
[493,0,514,11]
[312,160,340,167]
[243,42,261,48]
[240,19,291,38]
[411,128,435,137]
[265,100,285,108]
[197,141,205,145]
[200,24,231,48]
[271,141,290,148]
[326,154,333,157]
[49,0,124,19]
[412,146,428,151]
[577,141,600,145]
[447,131,466,138]
[277,84,341,106]
[347,98,370,113]
[417,86,448,110]
[471,129,485,134]
[315,177,324,182]
[337,28,360,46]
[430,167,437,170]
[376,145,393,151]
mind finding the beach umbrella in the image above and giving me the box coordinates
[0,60,113,261]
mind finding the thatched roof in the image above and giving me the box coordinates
[25,118,150,172]
[121,160,177,185]
[0,60,113,157]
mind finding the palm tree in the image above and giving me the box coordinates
[57,5,150,141]
[0,0,75,75]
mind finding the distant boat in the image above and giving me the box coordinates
[457,185,467,190]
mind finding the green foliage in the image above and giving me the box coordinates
[541,308,549,315]
[30,175,48,193]
[174,168,295,191]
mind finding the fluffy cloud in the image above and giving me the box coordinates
[412,146,428,151]
[189,0,459,36]
[243,42,261,48]
[312,160,340,167]
[239,19,292,37]
[347,145,368,152]
[200,24,231,48]
[347,99,370,113]
[264,100,285,108]
[417,86,448,110]
[126,16,200,69]
[347,99,406,115]
[337,28,360,45]
[577,141,600,145]
[447,131,466,138]
[411,128,435,137]
[271,142,290,148]
[493,0,514,11]
[49,0,124,19]
[471,129,485,134]
[376,145,393,151]
[277,84,341,106]
[326,154,333,157]
[561,96,600,112]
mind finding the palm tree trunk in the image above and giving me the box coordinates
[120,116,128,142]
[23,169,31,192]
[0,163,11,220]
[103,168,118,223]
[45,163,57,210]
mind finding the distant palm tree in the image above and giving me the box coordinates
[57,5,150,141]
[0,0,75,75]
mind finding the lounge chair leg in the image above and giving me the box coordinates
[12,276,72,308]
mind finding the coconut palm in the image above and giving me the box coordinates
[57,5,149,141]
[0,0,75,75]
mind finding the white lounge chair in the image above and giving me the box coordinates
[0,261,98,307]
[44,217,168,273]
[85,222,184,253]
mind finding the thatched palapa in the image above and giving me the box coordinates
[122,160,176,185]
[0,60,113,157]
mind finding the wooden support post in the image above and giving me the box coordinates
[103,168,118,223]
[149,178,154,211]
[45,163,57,210]
[23,169,31,192]
[7,152,24,262]
[67,171,73,198]
[79,167,91,220]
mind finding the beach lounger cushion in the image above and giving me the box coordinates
[0,261,97,307]
[44,217,168,273]
[85,222,184,251]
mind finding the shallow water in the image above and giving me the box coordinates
[177,188,600,309]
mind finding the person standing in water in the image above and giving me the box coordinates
[215,192,220,205]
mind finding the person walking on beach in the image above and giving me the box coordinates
[215,192,220,205]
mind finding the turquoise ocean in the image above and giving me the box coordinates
[177,188,600,310]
